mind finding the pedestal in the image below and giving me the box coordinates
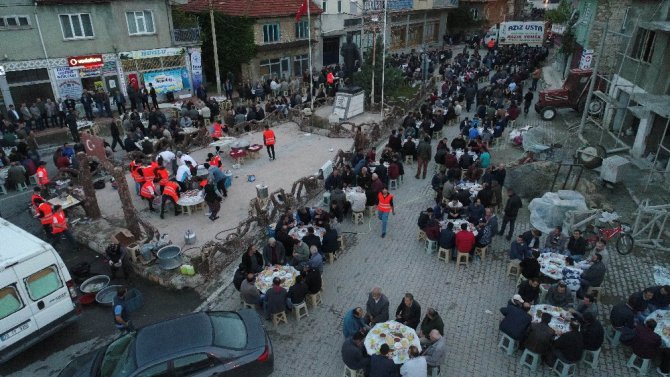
[333,86,364,121]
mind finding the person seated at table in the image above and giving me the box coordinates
[543,226,568,254]
[322,225,339,255]
[396,293,422,329]
[417,308,444,347]
[264,277,291,320]
[465,198,485,224]
[455,223,476,256]
[370,344,395,377]
[291,238,310,266]
[499,294,532,342]
[509,234,530,261]
[431,170,447,202]
[520,249,541,279]
[418,207,433,230]
[308,245,323,273]
[276,228,295,259]
[302,265,322,294]
[313,207,331,228]
[331,187,349,216]
[240,273,262,306]
[421,329,447,372]
[572,294,599,322]
[629,288,655,323]
[446,205,463,221]
[577,253,607,298]
[610,297,636,332]
[474,218,494,250]
[366,288,390,326]
[342,165,356,187]
[522,312,555,364]
[625,319,662,361]
[350,188,367,214]
[140,137,154,155]
[424,215,441,242]
[522,228,542,249]
[545,281,574,308]
[325,169,343,191]
[431,199,445,221]
[566,229,588,260]
[262,237,286,266]
[464,163,482,182]
[648,285,670,312]
[545,321,583,367]
[438,221,456,259]
[241,244,264,273]
[401,346,427,377]
[287,275,308,307]
[561,257,583,293]
[329,201,344,224]
[518,277,541,304]
[302,226,322,252]
[402,136,417,160]
[343,307,368,339]
[295,206,312,225]
[341,332,370,375]
[579,312,604,352]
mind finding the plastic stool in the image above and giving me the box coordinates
[343,366,365,377]
[437,247,449,263]
[352,211,364,225]
[367,206,377,217]
[272,311,288,326]
[626,353,651,375]
[240,299,255,310]
[507,260,520,278]
[581,347,601,369]
[456,252,470,268]
[16,182,27,191]
[498,332,518,355]
[519,349,541,371]
[405,155,414,164]
[552,359,576,377]
[417,230,427,241]
[293,301,309,321]
[0,183,6,195]
[29,174,38,185]
[475,246,487,261]
[425,239,437,254]
[389,179,399,190]
[306,291,322,307]
[606,326,622,347]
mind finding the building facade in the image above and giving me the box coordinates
[0,0,201,113]
[320,0,458,67]
[458,0,509,27]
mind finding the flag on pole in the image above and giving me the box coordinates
[295,0,309,22]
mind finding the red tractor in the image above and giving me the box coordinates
[534,68,605,121]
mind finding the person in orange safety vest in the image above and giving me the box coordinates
[156,165,169,190]
[34,198,53,236]
[376,186,395,238]
[51,204,78,250]
[31,186,45,211]
[263,125,276,161]
[211,120,223,140]
[160,179,181,219]
[130,159,144,195]
[140,178,159,212]
[36,161,50,187]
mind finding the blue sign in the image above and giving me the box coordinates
[387,0,413,11]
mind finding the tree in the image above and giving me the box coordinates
[544,0,572,24]
[353,37,405,105]
[198,13,257,85]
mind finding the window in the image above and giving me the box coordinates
[337,0,342,13]
[126,11,155,35]
[343,18,361,27]
[24,266,63,301]
[408,24,423,46]
[295,21,309,39]
[322,1,327,12]
[59,13,94,39]
[0,15,31,30]
[260,58,282,77]
[0,285,23,319]
[262,23,280,43]
[469,8,479,20]
[631,28,656,63]
[173,353,221,376]
[293,55,309,78]
[425,22,439,42]
[391,26,406,49]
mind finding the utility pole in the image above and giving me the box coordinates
[209,0,222,95]
[578,21,608,140]
[380,0,387,119]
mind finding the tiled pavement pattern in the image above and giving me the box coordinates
[206,116,658,377]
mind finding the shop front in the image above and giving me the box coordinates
[118,47,193,101]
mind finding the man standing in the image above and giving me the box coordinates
[365,288,390,326]
[531,66,542,91]
[35,161,50,188]
[149,83,158,109]
[415,136,432,179]
[51,204,78,250]
[66,110,80,142]
[113,287,133,333]
[110,120,124,152]
[523,90,534,115]
[499,188,522,241]
[113,90,126,115]
[263,125,276,160]
[377,187,394,238]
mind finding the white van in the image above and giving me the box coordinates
[0,218,79,364]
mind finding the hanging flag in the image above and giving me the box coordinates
[295,0,308,22]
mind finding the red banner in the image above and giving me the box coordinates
[127,73,139,91]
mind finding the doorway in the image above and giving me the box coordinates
[323,37,340,66]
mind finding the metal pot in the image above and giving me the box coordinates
[156,245,183,270]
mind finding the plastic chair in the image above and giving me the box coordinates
[240,298,255,310]
[626,353,651,375]
[389,179,399,190]
[405,155,414,164]
[29,174,38,185]
[456,252,470,268]
[552,359,576,377]
[475,246,487,261]
[425,239,438,254]
[352,211,364,225]
[606,326,622,347]
[293,301,309,321]
[0,183,6,195]
[498,332,518,355]
[519,349,541,371]
[343,366,365,377]
[417,230,427,241]
[272,311,288,327]
[581,347,601,369]
[507,260,520,278]
[307,291,322,307]
[16,182,28,191]
[437,247,450,263]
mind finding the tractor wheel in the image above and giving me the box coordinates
[540,107,557,121]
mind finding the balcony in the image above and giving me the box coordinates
[172,27,201,46]
[433,0,459,7]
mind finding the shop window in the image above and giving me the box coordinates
[0,285,23,320]
[391,26,406,49]
[322,1,327,12]
[162,55,184,69]
[631,28,656,63]
[6,68,50,84]
[126,11,155,35]
[59,13,94,40]
[343,18,361,27]
[469,8,479,21]
[262,23,280,43]
[0,15,31,30]
[408,24,423,46]
[425,22,439,43]
[296,21,309,40]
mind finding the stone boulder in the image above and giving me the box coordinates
[507,161,560,199]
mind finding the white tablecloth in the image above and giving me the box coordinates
[255,265,299,293]
[531,304,573,336]
[440,219,478,236]
[537,252,591,280]
[364,321,421,364]
[288,225,325,241]
[177,189,203,206]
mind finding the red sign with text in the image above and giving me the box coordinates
[68,55,104,69]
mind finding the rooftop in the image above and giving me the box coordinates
[182,0,323,18]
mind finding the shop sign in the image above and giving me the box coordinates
[56,80,83,99]
[68,54,104,69]
[143,68,189,94]
[101,60,117,75]
[190,50,203,89]
[54,67,79,80]
[579,49,594,69]
[118,47,185,60]
[80,67,102,78]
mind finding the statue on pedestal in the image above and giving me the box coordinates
[340,34,362,85]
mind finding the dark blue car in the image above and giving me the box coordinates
[58,310,273,377]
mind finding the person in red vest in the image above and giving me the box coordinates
[51,204,78,250]
[160,179,181,219]
[211,119,223,140]
[155,165,169,191]
[34,198,53,237]
[141,161,157,184]
[263,124,276,161]
[455,222,476,255]
[140,177,159,212]
[377,186,395,238]
[130,159,144,196]
[35,161,50,188]
[487,38,495,51]
[207,153,222,169]
[31,186,44,210]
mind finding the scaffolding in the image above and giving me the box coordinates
[631,200,670,252]
[576,1,670,192]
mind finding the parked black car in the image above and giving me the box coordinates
[58,310,273,377]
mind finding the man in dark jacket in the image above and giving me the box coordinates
[415,136,432,179]
[520,249,541,279]
[578,253,607,297]
[629,320,662,359]
[241,245,264,273]
[303,265,322,294]
[566,229,588,259]
[418,308,444,345]
[547,321,583,366]
[523,312,555,362]
[610,299,635,329]
[518,277,541,304]
[649,285,670,311]
[341,332,370,374]
[366,288,390,325]
[370,344,395,377]
[498,188,522,240]
[396,293,422,329]
[580,312,604,351]
[499,294,532,341]
[264,277,289,319]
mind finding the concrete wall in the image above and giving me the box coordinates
[0,0,173,61]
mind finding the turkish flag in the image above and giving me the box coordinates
[295,0,308,22]
[81,132,107,161]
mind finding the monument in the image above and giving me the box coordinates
[335,35,365,121]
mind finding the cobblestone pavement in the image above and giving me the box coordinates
[207,112,652,377]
